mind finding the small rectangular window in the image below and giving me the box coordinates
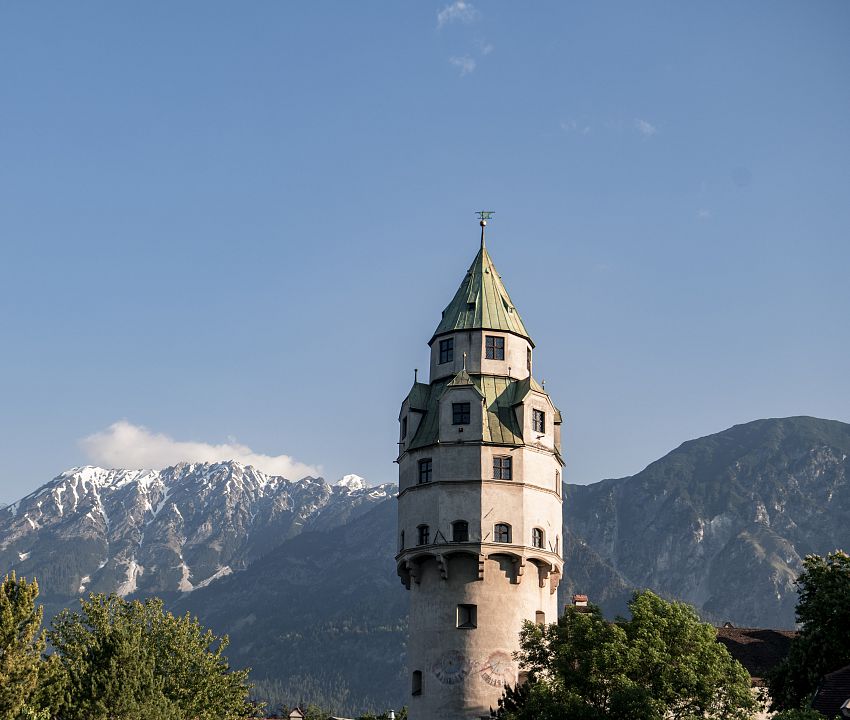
[535,611,545,626]
[417,525,430,545]
[452,402,470,425]
[533,409,546,434]
[485,335,505,360]
[457,604,477,629]
[418,459,432,484]
[439,338,454,364]
[452,520,469,543]
[493,456,512,480]
[412,670,422,696]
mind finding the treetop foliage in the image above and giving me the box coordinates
[497,590,756,720]
[769,550,850,711]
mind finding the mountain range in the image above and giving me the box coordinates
[1,416,848,712]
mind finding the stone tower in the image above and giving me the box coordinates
[396,219,564,719]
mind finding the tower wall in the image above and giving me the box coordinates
[406,553,559,719]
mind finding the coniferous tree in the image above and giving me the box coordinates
[0,572,62,719]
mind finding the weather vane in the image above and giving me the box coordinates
[475,211,495,221]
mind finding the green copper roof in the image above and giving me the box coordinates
[406,374,527,451]
[431,240,533,346]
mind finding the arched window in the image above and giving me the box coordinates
[452,520,469,543]
[417,525,430,546]
[400,530,405,551]
[494,523,511,543]
[555,535,560,556]
[411,670,422,696]
[532,527,544,549]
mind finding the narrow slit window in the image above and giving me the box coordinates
[485,335,505,360]
[400,531,405,551]
[401,416,408,440]
[412,670,422,696]
[452,402,470,425]
[527,347,532,371]
[493,456,512,480]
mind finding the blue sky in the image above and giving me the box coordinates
[1,1,848,502]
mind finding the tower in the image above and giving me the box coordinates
[396,217,564,719]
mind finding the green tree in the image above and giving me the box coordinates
[48,593,257,720]
[0,572,63,720]
[496,591,757,720]
[769,550,850,711]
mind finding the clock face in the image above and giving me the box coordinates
[479,650,516,688]
[432,651,474,685]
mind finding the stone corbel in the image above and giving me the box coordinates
[406,559,421,585]
[549,566,561,594]
[436,554,449,580]
[515,557,526,584]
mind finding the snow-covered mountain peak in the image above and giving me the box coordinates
[334,474,367,492]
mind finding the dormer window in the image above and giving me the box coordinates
[439,338,454,364]
[485,335,505,360]
[452,402,470,425]
[533,409,546,434]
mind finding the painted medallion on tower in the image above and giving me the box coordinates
[432,651,475,685]
[479,650,516,688]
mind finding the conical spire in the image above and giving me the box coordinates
[431,229,533,346]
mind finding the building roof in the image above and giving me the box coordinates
[431,240,533,345]
[406,374,527,451]
[812,664,850,718]
[715,626,797,686]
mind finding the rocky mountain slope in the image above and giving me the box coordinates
[0,462,393,616]
[1,416,848,710]
[564,416,850,626]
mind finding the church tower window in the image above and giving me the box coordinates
[452,520,469,542]
[411,671,422,696]
[532,528,544,549]
[418,459,432,484]
[494,523,512,543]
[452,402,470,425]
[439,338,454,364]
[485,335,505,360]
[493,456,512,480]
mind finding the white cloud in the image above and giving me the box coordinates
[437,1,478,28]
[80,421,321,479]
[697,208,712,220]
[478,42,494,56]
[450,55,476,76]
[634,118,657,137]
